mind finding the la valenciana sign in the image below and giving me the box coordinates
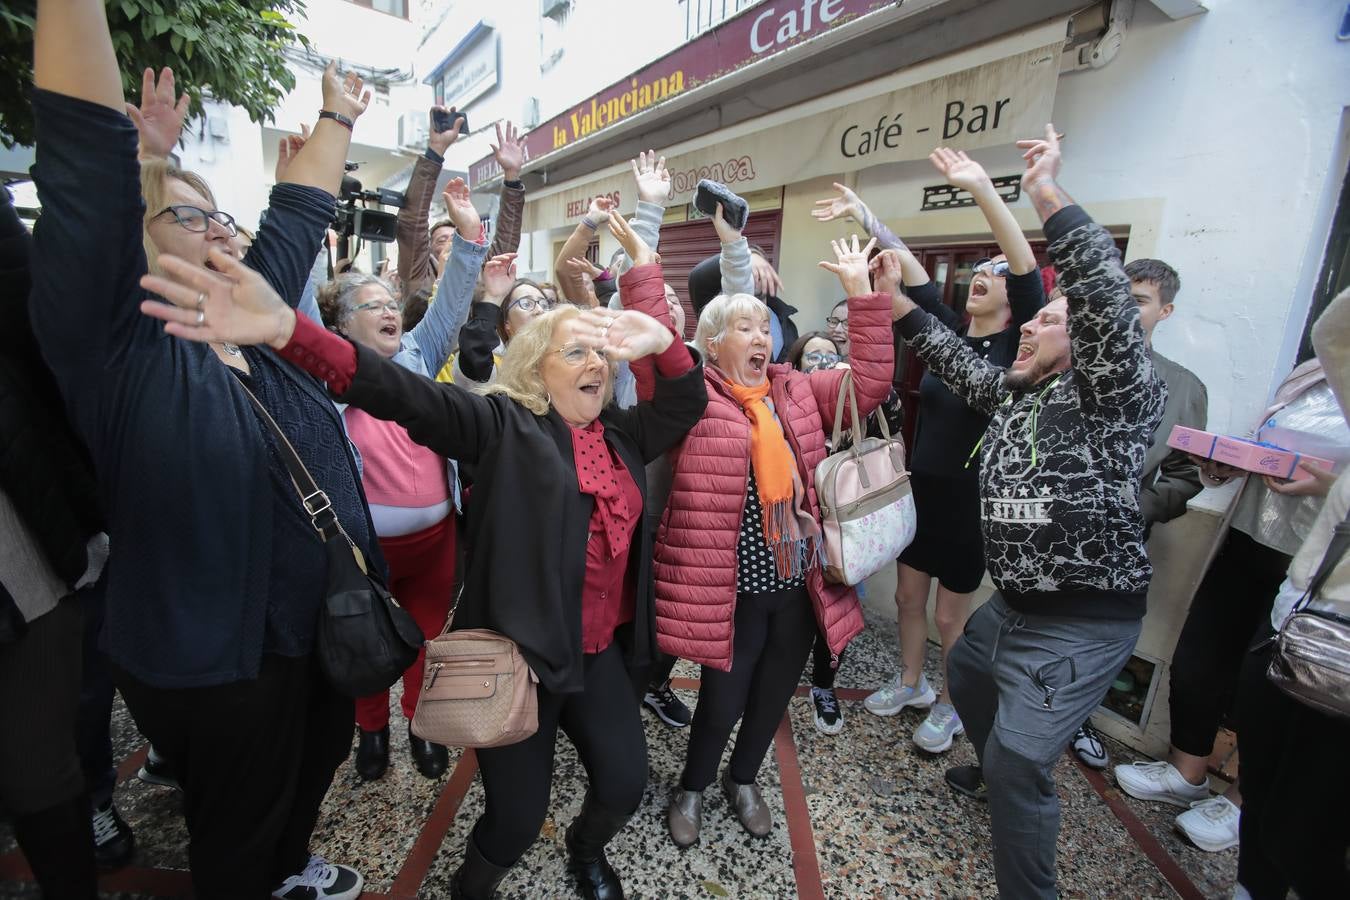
[468,0,894,187]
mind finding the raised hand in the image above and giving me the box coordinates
[584,195,617,226]
[1015,123,1063,191]
[274,123,310,183]
[429,105,462,156]
[442,177,481,238]
[630,150,670,205]
[711,202,742,244]
[607,210,658,267]
[750,252,784,298]
[575,309,674,361]
[564,256,605,280]
[321,62,372,123]
[818,234,878,298]
[480,253,519,304]
[127,67,190,160]
[138,249,296,349]
[810,182,864,224]
[928,147,993,195]
[491,121,526,181]
[868,249,905,297]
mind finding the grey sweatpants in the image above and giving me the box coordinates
[948,593,1140,899]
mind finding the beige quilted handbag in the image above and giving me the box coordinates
[410,625,539,749]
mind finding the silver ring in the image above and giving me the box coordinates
[195,309,206,327]
[195,291,206,311]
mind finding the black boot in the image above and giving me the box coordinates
[564,793,632,900]
[408,722,449,779]
[354,726,390,781]
[14,794,99,899]
[450,835,510,900]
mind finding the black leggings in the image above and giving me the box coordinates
[473,642,649,867]
[681,587,815,791]
[810,628,846,690]
[1168,528,1290,757]
[1237,629,1350,898]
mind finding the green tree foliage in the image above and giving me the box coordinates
[0,0,310,148]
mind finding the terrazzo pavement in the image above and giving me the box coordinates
[1,606,1240,899]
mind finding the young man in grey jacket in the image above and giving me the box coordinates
[1072,257,1209,768]
[885,126,1166,899]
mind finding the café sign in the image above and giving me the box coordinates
[521,35,1064,233]
[469,0,895,187]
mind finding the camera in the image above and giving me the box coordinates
[333,162,405,244]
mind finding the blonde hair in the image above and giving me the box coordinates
[481,306,616,415]
[140,158,218,275]
[693,293,770,361]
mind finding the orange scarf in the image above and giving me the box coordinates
[726,380,818,580]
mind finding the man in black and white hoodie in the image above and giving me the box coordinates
[881,126,1165,899]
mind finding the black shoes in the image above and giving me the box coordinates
[450,836,509,900]
[91,799,135,870]
[354,726,390,781]
[408,724,449,780]
[944,764,987,801]
[642,680,692,728]
[565,793,631,900]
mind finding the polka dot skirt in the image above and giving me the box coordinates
[737,468,807,595]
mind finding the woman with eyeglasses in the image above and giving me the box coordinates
[314,180,502,784]
[816,150,1044,755]
[27,3,384,895]
[135,209,707,900]
[452,269,556,387]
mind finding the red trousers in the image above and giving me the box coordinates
[354,516,456,732]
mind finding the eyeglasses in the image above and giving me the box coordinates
[802,351,841,371]
[508,295,555,315]
[551,343,602,366]
[353,300,402,315]
[972,258,1012,278]
[155,205,238,236]
[825,316,848,328]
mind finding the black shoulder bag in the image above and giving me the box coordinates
[237,380,423,697]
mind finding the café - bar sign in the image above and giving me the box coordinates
[469,0,894,187]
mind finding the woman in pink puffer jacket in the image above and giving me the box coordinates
[630,235,895,847]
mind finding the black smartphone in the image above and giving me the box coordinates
[432,108,468,136]
[694,179,749,230]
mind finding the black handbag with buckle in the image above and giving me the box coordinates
[237,380,423,697]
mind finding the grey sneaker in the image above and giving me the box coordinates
[863,673,936,717]
[912,703,964,753]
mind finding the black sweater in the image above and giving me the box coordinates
[898,207,1165,620]
[27,89,380,687]
[338,342,709,693]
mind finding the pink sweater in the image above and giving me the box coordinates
[343,408,450,508]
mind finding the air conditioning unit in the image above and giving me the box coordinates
[397,111,427,150]
[522,97,540,128]
[541,0,570,20]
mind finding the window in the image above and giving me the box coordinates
[343,0,408,19]
[1299,157,1350,362]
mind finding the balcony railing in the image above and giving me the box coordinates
[678,0,765,41]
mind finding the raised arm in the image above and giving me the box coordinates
[455,254,517,384]
[406,180,490,368]
[276,63,370,197]
[554,196,615,304]
[488,122,526,256]
[396,108,461,300]
[34,0,122,110]
[713,204,754,296]
[1018,125,1161,418]
[930,148,1036,275]
[812,236,893,428]
[811,182,908,252]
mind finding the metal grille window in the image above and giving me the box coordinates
[678,0,764,41]
[343,0,409,19]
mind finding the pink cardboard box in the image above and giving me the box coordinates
[1167,425,1333,481]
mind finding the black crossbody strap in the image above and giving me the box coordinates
[232,376,345,544]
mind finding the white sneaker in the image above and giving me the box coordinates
[1071,724,1110,769]
[863,673,936,717]
[272,855,364,900]
[912,703,964,753]
[1113,761,1209,808]
[1175,795,1240,852]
